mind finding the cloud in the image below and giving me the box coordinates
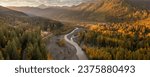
[0,0,37,6]
[0,0,90,6]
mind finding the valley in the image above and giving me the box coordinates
[0,0,150,60]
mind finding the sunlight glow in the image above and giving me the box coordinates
[0,0,90,7]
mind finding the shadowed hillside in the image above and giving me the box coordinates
[128,0,150,9]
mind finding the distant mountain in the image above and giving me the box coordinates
[8,0,150,22]
[72,0,134,22]
[38,4,48,9]
[8,6,42,15]
[0,6,27,17]
[0,6,29,25]
[8,6,72,20]
[0,6,63,30]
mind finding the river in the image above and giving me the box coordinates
[64,28,88,60]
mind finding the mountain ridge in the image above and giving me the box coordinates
[38,4,48,9]
[0,6,28,17]
[7,0,150,22]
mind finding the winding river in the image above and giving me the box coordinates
[64,28,88,60]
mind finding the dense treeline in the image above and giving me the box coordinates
[78,23,150,60]
[0,22,49,60]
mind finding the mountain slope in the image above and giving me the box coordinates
[128,0,150,9]
[8,0,150,22]
[0,6,63,30]
[73,0,149,22]
[0,6,27,17]
[75,0,131,21]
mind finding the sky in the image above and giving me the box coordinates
[0,0,91,7]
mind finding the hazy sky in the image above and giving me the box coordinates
[0,0,91,7]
